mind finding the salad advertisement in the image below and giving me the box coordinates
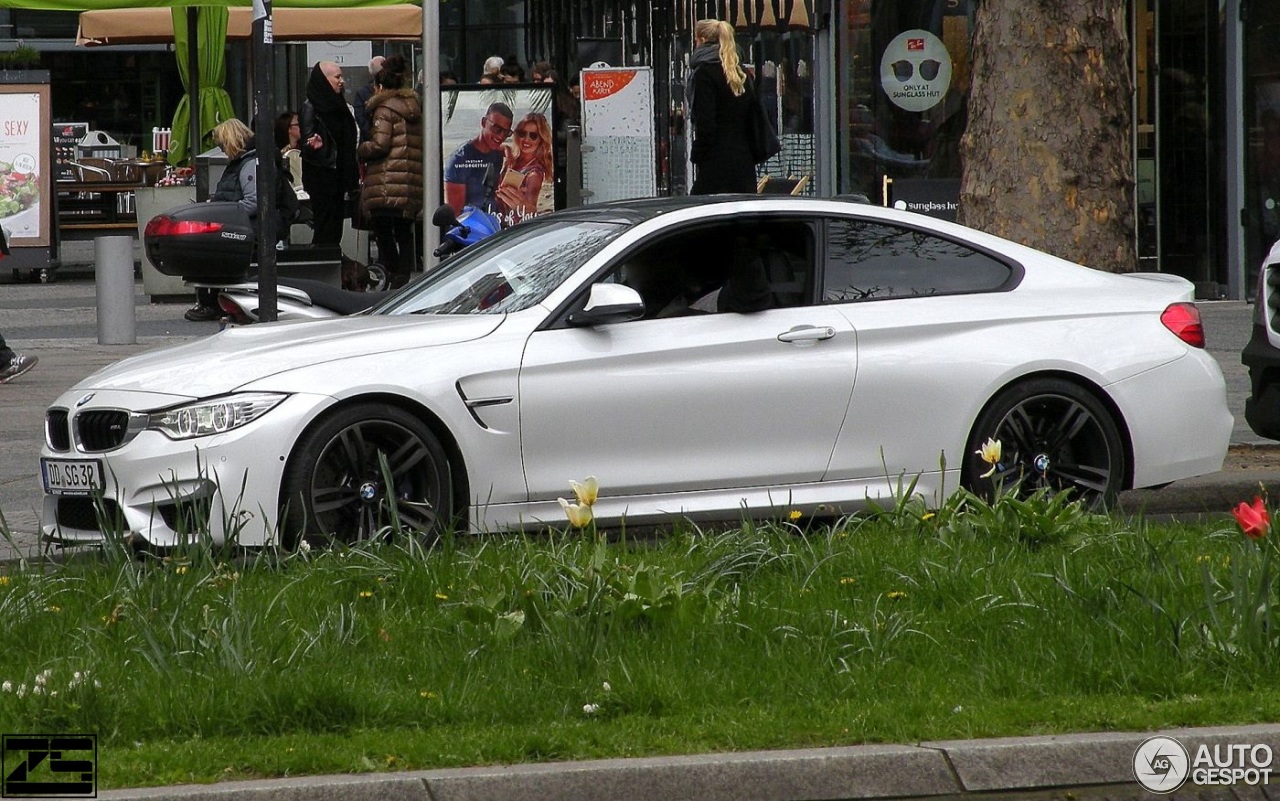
[0,83,51,245]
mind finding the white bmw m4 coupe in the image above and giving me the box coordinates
[40,196,1231,548]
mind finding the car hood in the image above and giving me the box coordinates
[74,315,505,399]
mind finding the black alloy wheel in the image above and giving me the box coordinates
[281,404,452,545]
[962,378,1125,508]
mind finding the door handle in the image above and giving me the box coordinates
[777,325,836,343]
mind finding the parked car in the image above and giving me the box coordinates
[1243,240,1280,440]
[40,196,1232,549]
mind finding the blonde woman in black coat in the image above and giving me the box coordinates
[688,18,755,195]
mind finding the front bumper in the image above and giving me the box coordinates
[40,390,329,548]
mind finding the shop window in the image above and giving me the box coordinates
[836,0,974,200]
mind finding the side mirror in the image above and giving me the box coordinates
[431,204,460,229]
[568,283,646,327]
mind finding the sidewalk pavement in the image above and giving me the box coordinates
[3,280,1280,800]
[91,723,1280,800]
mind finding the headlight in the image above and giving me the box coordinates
[148,393,286,440]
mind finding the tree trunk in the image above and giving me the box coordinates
[958,0,1134,272]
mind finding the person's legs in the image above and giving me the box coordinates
[391,218,416,287]
[311,188,346,245]
[185,287,221,322]
[414,219,424,273]
[371,216,401,285]
[0,330,37,383]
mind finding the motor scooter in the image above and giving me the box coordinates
[209,278,396,324]
[431,203,502,259]
[215,204,502,323]
[145,201,500,324]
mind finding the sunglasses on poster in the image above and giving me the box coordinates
[515,129,541,142]
[889,59,942,82]
[483,117,513,137]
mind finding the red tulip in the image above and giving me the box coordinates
[1232,496,1270,540]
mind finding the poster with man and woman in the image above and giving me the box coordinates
[441,86,558,229]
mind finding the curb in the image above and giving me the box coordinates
[96,724,1280,800]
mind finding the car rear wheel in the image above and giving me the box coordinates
[281,404,452,546]
[962,378,1124,508]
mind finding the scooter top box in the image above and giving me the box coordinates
[143,201,257,283]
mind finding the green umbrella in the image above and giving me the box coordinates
[167,6,235,165]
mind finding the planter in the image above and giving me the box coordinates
[135,185,197,299]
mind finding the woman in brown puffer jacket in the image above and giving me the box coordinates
[358,55,424,289]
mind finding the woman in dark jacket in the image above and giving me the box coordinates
[357,56,424,289]
[300,61,359,245]
[186,118,262,322]
[688,18,756,195]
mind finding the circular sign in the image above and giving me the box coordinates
[1132,735,1190,794]
[879,29,953,113]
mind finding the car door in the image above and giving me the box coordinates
[819,214,1023,482]
[517,215,858,502]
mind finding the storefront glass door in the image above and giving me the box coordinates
[1245,1,1280,288]
[835,0,972,217]
[1134,0,1234,297]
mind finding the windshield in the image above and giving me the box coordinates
[374,218,627,315]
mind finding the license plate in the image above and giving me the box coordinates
[41,458,104,496]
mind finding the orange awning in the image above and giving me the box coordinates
[75,4,422,46]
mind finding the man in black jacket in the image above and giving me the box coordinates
[353,55,385,143]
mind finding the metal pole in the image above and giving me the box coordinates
[253,0,278,322]
[187,7,200,165]
[1224,0,1246,300]
[423,0,441,267]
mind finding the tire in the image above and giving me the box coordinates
[962,378,1125,508]
[281,403,452,545]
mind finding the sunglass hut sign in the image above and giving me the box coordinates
[880,30,952,113]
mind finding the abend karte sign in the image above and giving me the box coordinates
[580,67,655,203]
[0,76,51,247]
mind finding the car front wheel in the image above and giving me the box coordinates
[962,378,1124,508]
[281,403,452,545]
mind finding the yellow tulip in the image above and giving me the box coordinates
[570,476,599,507]
[558,497,594,528]
[975,437,1002,478]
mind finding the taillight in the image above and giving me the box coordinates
[143,215,224,237]
[1160,302,1205,348]
[216,294,251,324]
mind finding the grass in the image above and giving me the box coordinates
[3,487,1280,790]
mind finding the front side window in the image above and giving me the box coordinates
[374,219,625,316]
[823,218,1014,303]
[593,217,816,320]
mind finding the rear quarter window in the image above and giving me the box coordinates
[822,218,1016,303]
